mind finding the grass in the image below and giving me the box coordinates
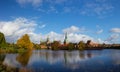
[0,46,27,53]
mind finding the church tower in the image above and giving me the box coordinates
[46,35,51,49]
[64,33,68,45]
[46,35,50,44]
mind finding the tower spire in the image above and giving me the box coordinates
[64,32,68,45]
[47,35,49,42]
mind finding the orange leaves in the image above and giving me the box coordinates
[17,34,33,49]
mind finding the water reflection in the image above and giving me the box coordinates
[2,49,120,72]
[30,50,94,65]
[16,50,32,67]
[0,54,6,63]
[16,50,33,72]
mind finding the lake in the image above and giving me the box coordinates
[1,49,120,72]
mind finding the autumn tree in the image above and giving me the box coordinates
[0,32,6,47]
[17,34,33,49]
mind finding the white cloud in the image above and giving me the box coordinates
[96,29,103,34]
[105,34,120,43]
[47,6,58,13]
[39,24,46,29]
[16,0,115,17]
[16,0,67,7]
[38,8,46,12]
[0,17,37,43]
[63,7,77,13]
[67,33,94,43]
[36,31,96,43]
[97,38,105,44]
[0,18,105,44]
[16,0,43,7]
[63,26,86,34]
[63,26,79,34]
[110,28,120,33]
[80,0,114,17]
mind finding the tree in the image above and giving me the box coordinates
[86,40,91,46]
[17,34,33,49]
[78,41,85,50]
[0,32,6,47]
[67,43,74,50]
[51,41,60,50]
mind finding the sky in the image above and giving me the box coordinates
[0,0,120,44]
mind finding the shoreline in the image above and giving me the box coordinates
[0,46,120,54]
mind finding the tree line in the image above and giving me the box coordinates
[0,32,88,51]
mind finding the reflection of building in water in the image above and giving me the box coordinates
[29,50,96,65]
[3,50,104,71]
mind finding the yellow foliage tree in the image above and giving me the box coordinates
[17,34,33,49]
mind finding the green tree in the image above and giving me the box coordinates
[0,32,6,47]
[51,41,60,50]
[68,43,74,50]
[78,41,85,50]
[17,34,33,49]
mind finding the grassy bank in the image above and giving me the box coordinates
[0,47,27,53]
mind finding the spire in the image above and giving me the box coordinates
[64,33,68,45]
[47,35,49,42]
[46,35,50,44]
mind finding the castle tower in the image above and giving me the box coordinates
[64,33,68,45]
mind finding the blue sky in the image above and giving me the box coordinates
[0,0,120,44]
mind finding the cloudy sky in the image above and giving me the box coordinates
[0,0,120,44]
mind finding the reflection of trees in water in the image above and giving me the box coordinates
[45,51,49,62]
[0,54,6,63]
[79,51,85,59]
[79,51,93,59]
[38,50,94,65]
[33,50,104,68]
[16,50,33,72]
[87,51,92,58]
[16,50,32,67]
[79,50,101,59]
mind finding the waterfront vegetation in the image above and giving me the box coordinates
[0,32,120,53]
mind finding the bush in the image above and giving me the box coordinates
[51,41,60,50]
[68,43,74,50]
[78,41,85,50]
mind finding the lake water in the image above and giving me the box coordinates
[1,49,120,72]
